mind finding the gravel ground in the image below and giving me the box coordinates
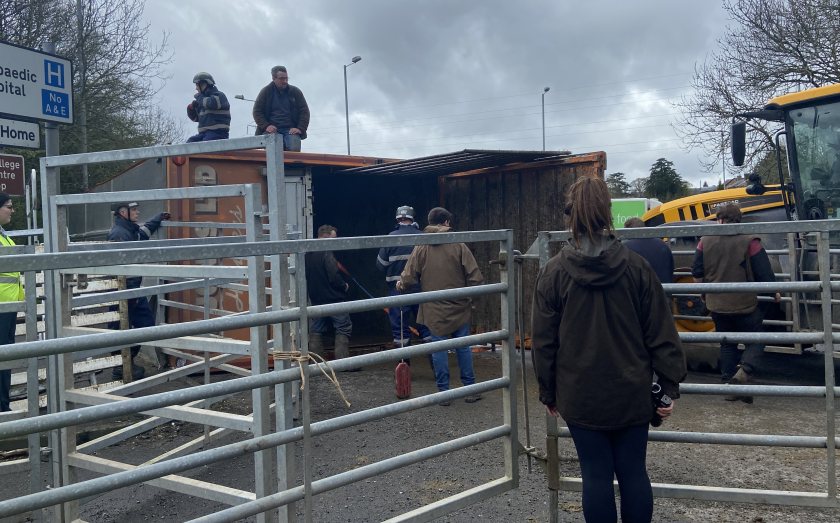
[2,348,840,522]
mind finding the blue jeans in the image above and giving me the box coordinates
[430,323,475,391]
[274,129,302,151]
[187,129,229,142]
[387,287,430,345]
[311,313,352,337]
[567,422,653,523]
[711,308,765,381]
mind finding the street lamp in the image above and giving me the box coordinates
[234,95,256,134]
[344,55,362,155]
[542,86,550,151]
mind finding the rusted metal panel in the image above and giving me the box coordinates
[442,152,606,334]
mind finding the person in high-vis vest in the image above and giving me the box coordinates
[0,192,24,412]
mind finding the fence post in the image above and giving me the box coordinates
[817,230,837,500]
[499,230,519,486]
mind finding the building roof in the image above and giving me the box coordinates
[338,149,572,177]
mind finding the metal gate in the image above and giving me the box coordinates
[532,220,839,521]
[0,135,520,522]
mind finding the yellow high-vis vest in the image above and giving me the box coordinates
[0,233,24,303]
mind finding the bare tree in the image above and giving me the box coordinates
[675,0,840,174]
[0,0,180,191]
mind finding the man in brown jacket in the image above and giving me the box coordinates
[398,207,484,405]
[691,204,779,402]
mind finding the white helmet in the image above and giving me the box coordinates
[395,205,415,220]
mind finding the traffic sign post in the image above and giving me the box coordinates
[0,41,73,125]
[0,153,25,195]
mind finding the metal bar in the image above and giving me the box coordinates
[241,183,274,523]
[71,277,243,307]
[536,231,561,523]
[43,136,270,168]
[557,478,838,508]
[0,379,504,518]
[499,231,519,489]
[67,453,255,506]
[64,264,249,279]
[383,478,515,523]
[267,134,293,523]
[678,383,838,397]
[818,231,837,500]
[64,390,254,432]
[557,426,832,447]
[1,230,511,273]
[0,285,506,362]
[187,425,512,523]
[76,398,223,453]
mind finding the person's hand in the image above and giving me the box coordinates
[774,292,781,303]
[545,404,559,417]
[395,280,404,291]
[656,399,675,419]
[289,127,302,135]
[266,125,278,134]
[344,282,350,292]
[161,212,171,221]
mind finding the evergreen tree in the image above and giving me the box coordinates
[644,158,689,201]
[606,172,631,197]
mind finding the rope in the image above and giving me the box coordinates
[271,342,351,408]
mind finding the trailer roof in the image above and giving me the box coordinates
[338,149,572,177]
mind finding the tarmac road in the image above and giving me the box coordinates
[2,347,839,522]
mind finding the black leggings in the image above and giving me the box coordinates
[567,422,652,523]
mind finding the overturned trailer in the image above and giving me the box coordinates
[70,148,605,344]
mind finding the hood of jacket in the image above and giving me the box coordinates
[559,234,629,288]
[423,225,451,233]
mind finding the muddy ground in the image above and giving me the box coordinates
[3,347,840,522]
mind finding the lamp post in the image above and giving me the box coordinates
[234,95,256,134]
[542,86,550,151]
[344,55,362,155]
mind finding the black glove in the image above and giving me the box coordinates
[161,212,171,220]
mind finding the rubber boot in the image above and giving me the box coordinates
[724,367,753,403]
[308,333,325,357]
[335,334,359,371]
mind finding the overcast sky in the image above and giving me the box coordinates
[142,0,730,187]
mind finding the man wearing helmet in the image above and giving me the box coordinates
[252,65,310,151]
[107,202,170,380]
[376,206,431,353]
[187,72,231,142]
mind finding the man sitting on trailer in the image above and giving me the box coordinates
[252,65,310,151]
[691,204,779,403]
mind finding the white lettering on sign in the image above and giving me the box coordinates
[0,42,73,124]
[0,153,25,196]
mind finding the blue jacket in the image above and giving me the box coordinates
[108,214,165,288]
[376,223,423,286]
[187,85,231,134]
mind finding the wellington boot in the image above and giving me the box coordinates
[308,333,325,357]
[335,334,360,371]
[724,367,753,403]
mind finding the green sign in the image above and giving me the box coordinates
[612,199,648,229]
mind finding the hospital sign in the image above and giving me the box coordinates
[0,40,73,125]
